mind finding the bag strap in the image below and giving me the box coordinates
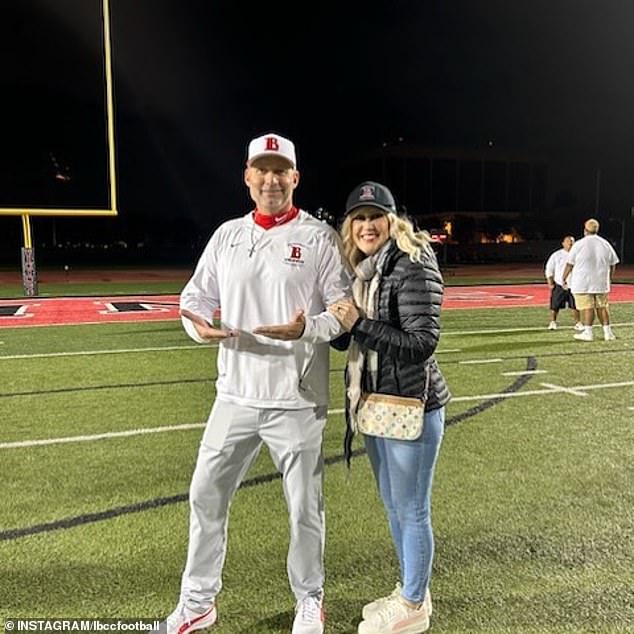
[422,364,431,403]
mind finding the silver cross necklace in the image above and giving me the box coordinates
[249,225,268,257]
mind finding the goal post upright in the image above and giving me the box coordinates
[103,0,118,213]
[0,0,119,296]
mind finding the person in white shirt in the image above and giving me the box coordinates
[544,235,583,331]
[562,218,619,342]
[158,132,351,634]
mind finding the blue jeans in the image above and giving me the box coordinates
[364,406,445,604]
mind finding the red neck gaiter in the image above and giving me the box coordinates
[253,206,299,229]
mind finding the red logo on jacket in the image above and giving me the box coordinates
[284,243,305,265]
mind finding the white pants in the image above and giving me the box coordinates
[180,399,327,610]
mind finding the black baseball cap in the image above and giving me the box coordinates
[345,181,397,215]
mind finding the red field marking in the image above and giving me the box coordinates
[443,284,634,309]
[0,296,180,328]
[1,285,633,328]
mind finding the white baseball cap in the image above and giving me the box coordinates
[247,132,296,167]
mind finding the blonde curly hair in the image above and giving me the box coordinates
[340,210,434,267]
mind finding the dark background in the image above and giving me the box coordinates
[1,0,634,264]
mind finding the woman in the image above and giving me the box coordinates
[329,181,451,634]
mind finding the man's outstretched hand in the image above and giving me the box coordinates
[253,310,306,341]
[180,309,239,341]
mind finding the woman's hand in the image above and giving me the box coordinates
[328,298,360,332]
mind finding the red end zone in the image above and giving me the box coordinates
[1,285,633,327]
[0,296,181,328]
[444,283,634,309]
[443,284,634,309]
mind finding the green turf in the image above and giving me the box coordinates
[1,305,633,633]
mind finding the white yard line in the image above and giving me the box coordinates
[2,320,633,361]
[574,380,634,391]
[0,317,179,330]
[1,377,628,449]
[0,344,208,361]
[444,320,634,337]
[0,376,629,448]
[3,373,632,450]
[459,358,503,365]
[0,296,178,303]
[452,388,560,402]
[451,379,634,402]
[502,370,547,376]
[539,382,588,397]
[0,408,347,449]
[0,423,206,449]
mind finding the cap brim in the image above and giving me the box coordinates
[248,152,295,167]
[345,202,393,215]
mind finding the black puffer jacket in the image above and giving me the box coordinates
[333,239,451,414]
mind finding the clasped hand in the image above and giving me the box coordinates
[328,298,360,332]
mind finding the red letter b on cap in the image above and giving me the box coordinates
[265,137,279,151]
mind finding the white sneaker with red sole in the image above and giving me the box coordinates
[358,595,429,634]
[292,592,325,634]
[362,585,431,621]
[158,602,217,634]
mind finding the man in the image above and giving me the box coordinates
[544,235,583,331]
[562,218,619,342]
[160,132,350,634]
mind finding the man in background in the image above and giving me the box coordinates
[544,235,583,331]
[563,218,619,342]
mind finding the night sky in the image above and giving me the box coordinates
[1,0,634,255]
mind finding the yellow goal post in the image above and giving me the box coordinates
[0,0,118,249]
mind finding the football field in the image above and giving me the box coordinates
[1,296,633,633]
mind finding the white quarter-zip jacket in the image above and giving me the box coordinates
[180,210,351,409]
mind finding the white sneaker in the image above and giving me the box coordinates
[548,321,558,330]
[159,603,217,634]
[358,596,430,634]
[292,593,325,634]
[574,331,594,342]
[362,585,432,621]
[604,330,616,341]
[574,322,585,331]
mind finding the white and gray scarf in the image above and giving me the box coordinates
[347,242,391,432]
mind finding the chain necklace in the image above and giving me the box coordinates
[248,208,298,257]
[248,224,269,257]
